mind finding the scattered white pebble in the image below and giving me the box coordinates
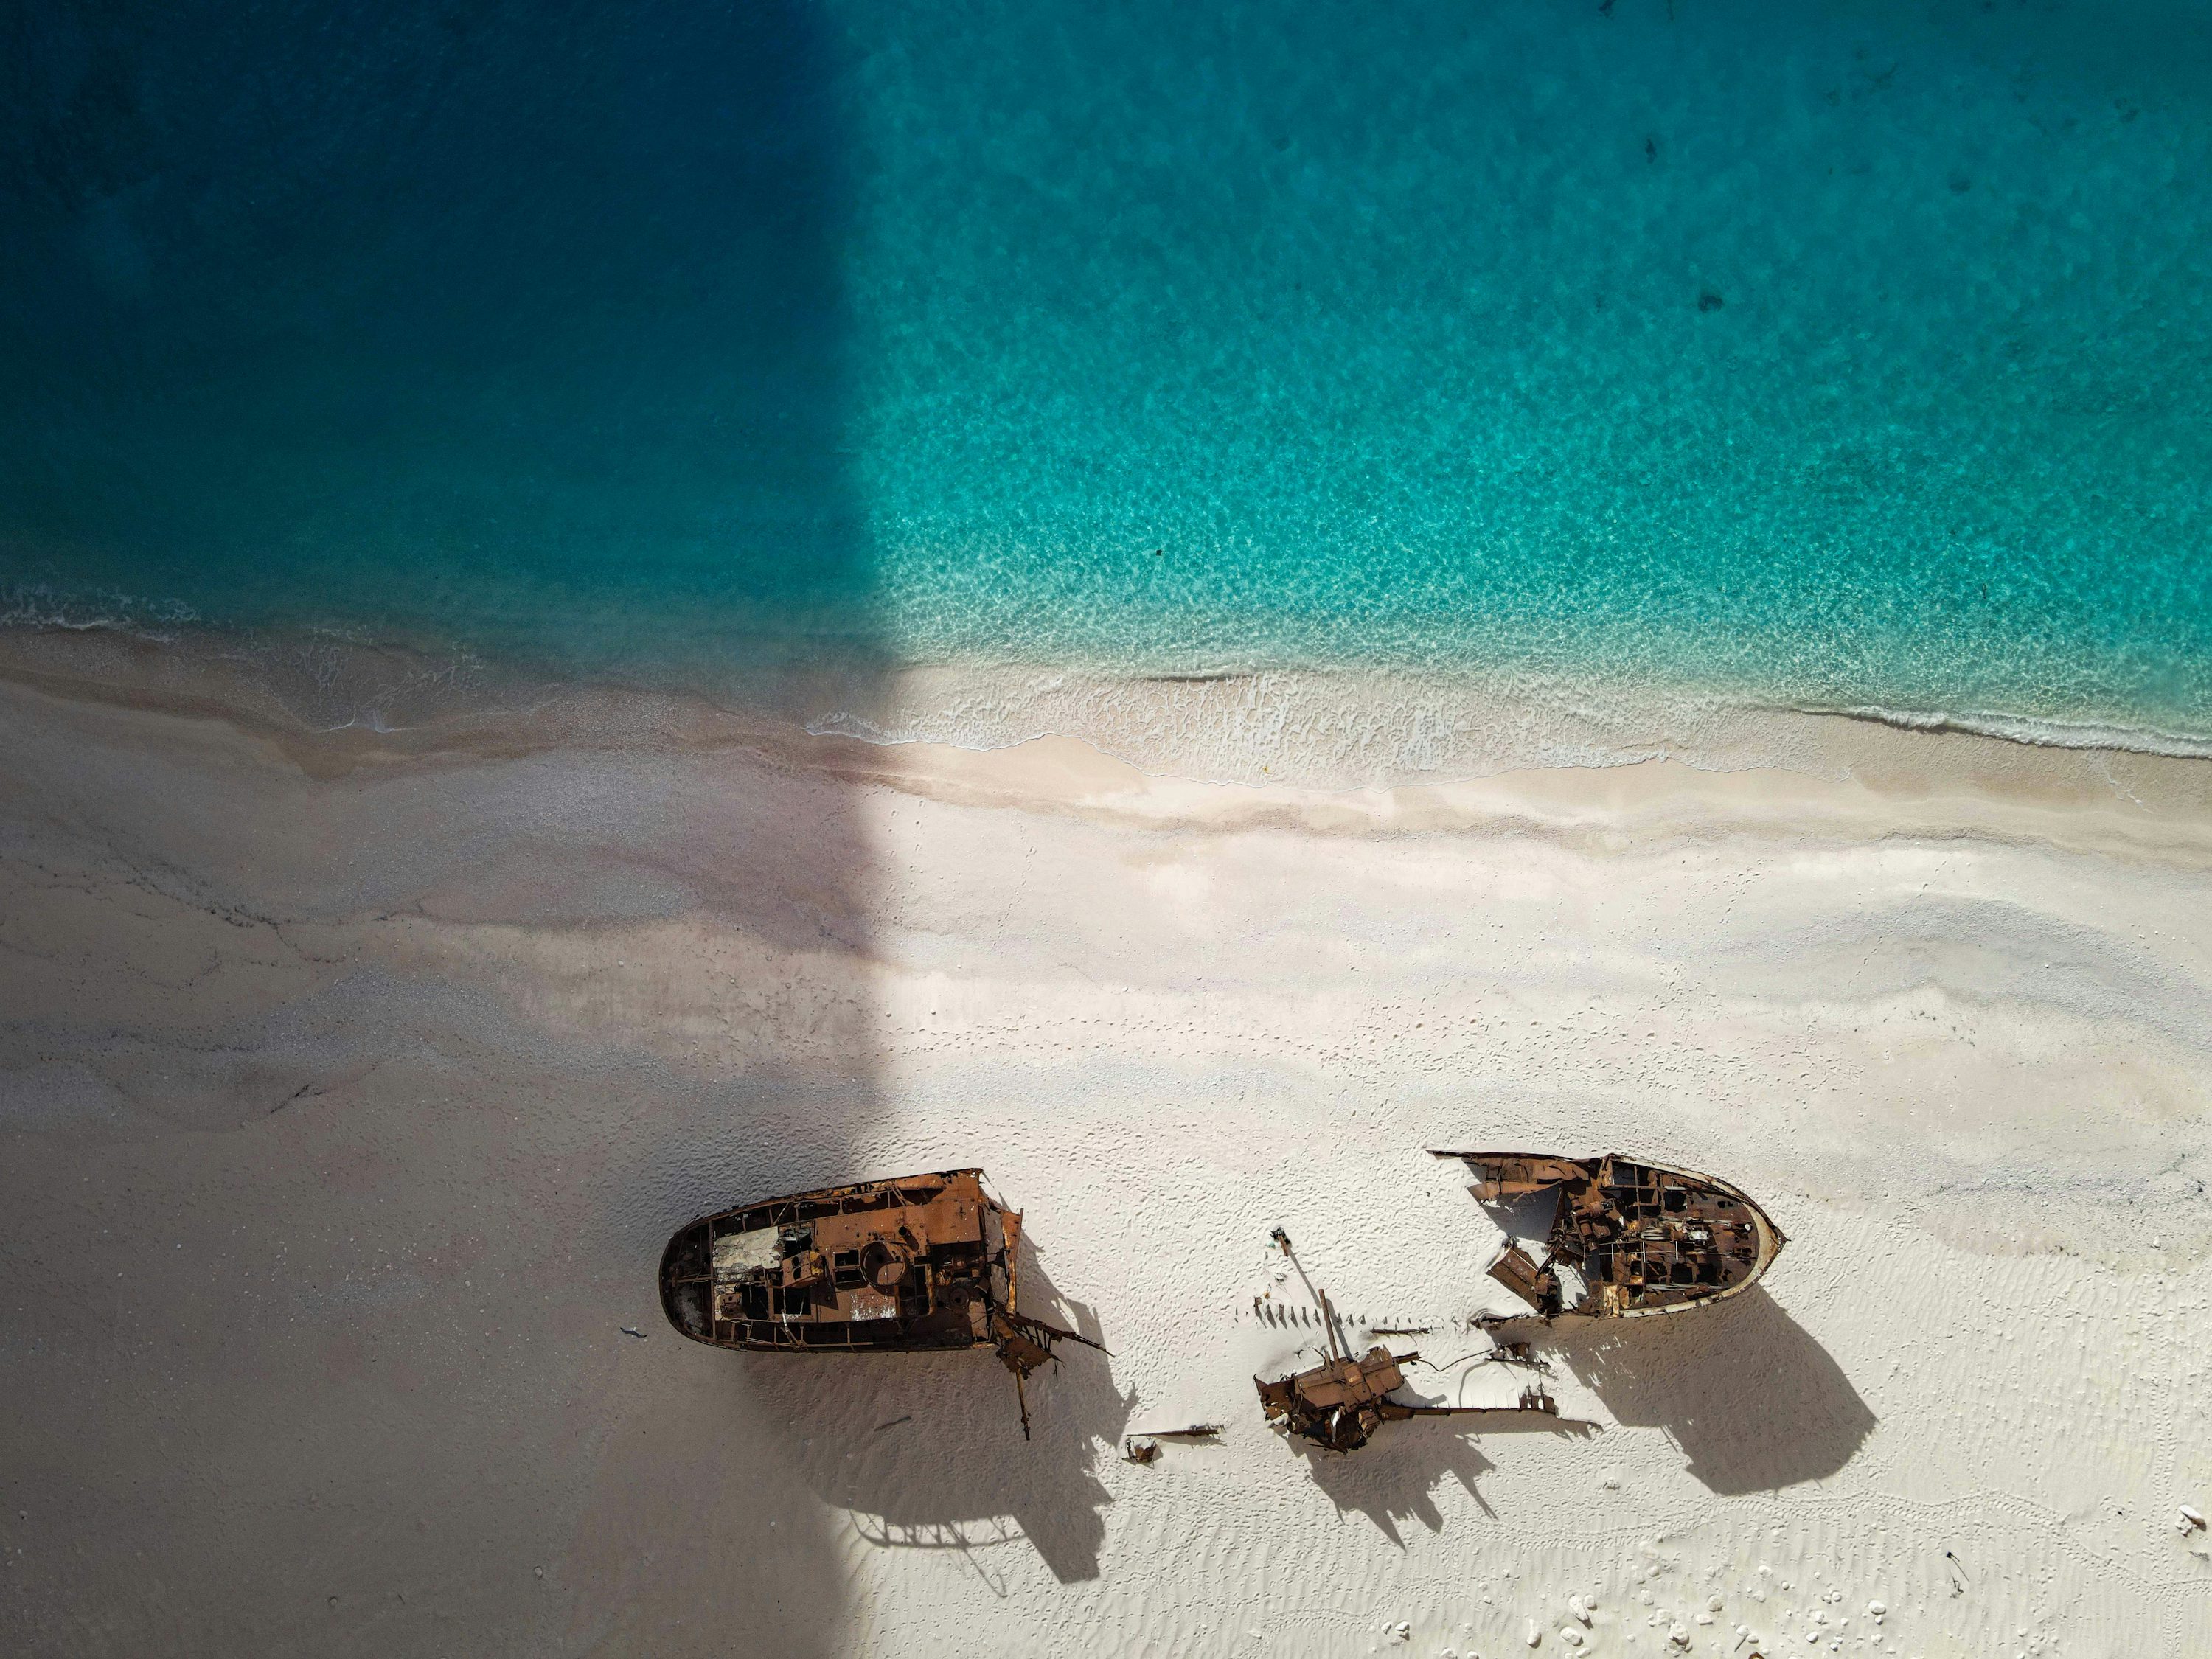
[2180,1505,2206,1532]
[1569,1596,1593,1626]
[1559,1630,1585,1649]
[1706,1596,1723,1613]
[1667,1623,1690,1649]
[1526,1618,1542,1647]
[1868,1601,1886,1621]
[1694,1614,1714,1626]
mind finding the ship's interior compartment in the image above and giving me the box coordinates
[1433,1150,1781,1320]
[660,1169,1014,1352]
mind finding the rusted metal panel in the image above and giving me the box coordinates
[1457,1155,1590,1203]
[1254,1285,1561,1454]
[1432,1150,1787,1321]
[1486,1242,1557,1310]
[1256,1341,1562,1454]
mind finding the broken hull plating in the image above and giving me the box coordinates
[658,1168,1024,1355]
[1256,1344,1562,1454]
[1255,1286,1563,1455]
[1256,1346,1417,1455]
[1433,1151,1787,1320]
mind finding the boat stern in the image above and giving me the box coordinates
[659,1219,715,1342]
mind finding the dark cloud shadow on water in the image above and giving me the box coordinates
[1546,1287,1877,1495]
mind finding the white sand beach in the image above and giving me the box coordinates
[3,641,2209,1657]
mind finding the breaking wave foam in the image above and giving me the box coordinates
[1804,703,2212,763]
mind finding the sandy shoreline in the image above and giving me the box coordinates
[3,638,2210,1656]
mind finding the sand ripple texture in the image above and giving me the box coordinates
[1,671,2209,1658]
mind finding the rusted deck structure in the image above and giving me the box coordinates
[1256,1290,1559,1453]
[1433,1151,1786,1321]
[658,1167,1100,1434]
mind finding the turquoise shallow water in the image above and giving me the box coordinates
[5,1,2212,736]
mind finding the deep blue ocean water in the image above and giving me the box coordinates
[5,1,2212,737]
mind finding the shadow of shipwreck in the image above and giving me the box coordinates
[756,1242,1133,1585]
[1548,1287,1877,1495]
[1286,1410,1601,1545]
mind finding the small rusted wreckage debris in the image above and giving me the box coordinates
[1123,1422,1222,1464]
[1256,1290,1559,1454]
[658,1167,1102,1436]
[1432,1151,1786,1321]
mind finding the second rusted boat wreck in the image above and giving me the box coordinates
[658,1167,1102,1435]
[1433,1150,1786,1321]
[1256,1291,1559,1453]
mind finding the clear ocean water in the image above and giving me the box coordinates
[4,1,2211,737]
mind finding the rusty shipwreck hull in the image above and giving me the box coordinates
[1433,1151,1786,1321]
[658,1167,1099,1434]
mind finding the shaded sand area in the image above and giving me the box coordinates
[3,644,2211,1658]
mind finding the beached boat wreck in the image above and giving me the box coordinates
[1431,1151,1786,1321]
[658,1167,1103,1436]
[1256,1290,1560,1453]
